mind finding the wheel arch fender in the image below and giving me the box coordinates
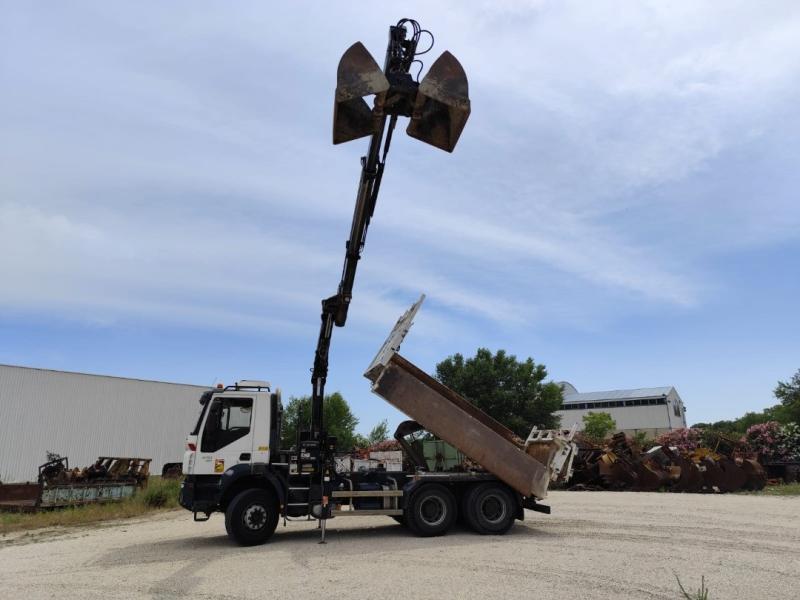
[401,479,444,509]
[219,464,285,512]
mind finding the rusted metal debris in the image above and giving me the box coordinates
[0,456,152,511]
[567,432,766,493]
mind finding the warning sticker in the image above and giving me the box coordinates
[214,459,225,473]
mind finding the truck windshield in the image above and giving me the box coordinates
[190,391,214,436]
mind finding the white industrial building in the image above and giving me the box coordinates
[0,364,209,483]
[555,382,687,437]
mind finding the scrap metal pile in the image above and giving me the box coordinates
[0,455,151,511]
[39,455,152,487]
[568,432,766,493]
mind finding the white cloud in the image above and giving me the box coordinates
[1,1,798,339]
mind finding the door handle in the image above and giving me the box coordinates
[239,453,251,461]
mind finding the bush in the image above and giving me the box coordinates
[143,487,169,507]
[138,477,181,509]
[744,421,800,462]
[782,423,800,461]
[656,428,703,452]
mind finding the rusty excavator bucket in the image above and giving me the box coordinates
[333,42,390,145]
[407,51,471,152]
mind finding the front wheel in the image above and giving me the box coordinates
[225,488,279,546]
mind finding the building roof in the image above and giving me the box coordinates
[562,386,675,404]
[0,363,209,389]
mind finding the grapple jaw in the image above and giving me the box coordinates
[407,51,471,152]
[333,42,390,144]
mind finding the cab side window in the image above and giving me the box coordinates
[201,397,253,452]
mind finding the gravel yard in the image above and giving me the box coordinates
[2,491,798,599]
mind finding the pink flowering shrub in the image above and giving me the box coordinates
[656,428,703,453]
[781,423,800,462]
[744,421,800,462]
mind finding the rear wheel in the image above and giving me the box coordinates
[463,483,515,535]
[225,488,279,546]
[406,484,456,537]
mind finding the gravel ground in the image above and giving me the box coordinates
[2,491,798,599]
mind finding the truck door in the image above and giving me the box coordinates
[195,395,254,475]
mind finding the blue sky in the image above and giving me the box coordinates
[1,2,798,434]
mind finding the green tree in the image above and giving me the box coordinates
[280,392,360,450]
[435,348,562,437]
[582,411,616,441]
[774,369,800,423]
[632,430,654,450]
[368,419,390,445]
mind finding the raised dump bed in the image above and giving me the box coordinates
[365,295,576,500]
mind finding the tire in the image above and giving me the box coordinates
[460,486,476,526]
[225,488,279,546]
[225,511,233,536]
[463,483,515,535]
[406,484,456,537]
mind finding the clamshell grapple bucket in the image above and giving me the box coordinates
[407,51,471,152]
[333,42,390,145]
[333,36,470,151]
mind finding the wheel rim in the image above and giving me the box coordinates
[418,496,446,526]
[242,503,267,531]
[479,494,507,525]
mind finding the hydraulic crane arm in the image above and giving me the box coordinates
[309,19,471,439]
[309,114,391,435]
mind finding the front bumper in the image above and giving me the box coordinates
[179,475,222,514]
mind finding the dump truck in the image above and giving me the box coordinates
[178,19,575,545]
[179,296,576,544]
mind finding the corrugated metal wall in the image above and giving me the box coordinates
[0,365,209,483]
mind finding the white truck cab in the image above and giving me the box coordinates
[183,381,280,477]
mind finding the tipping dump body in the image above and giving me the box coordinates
[365,296,575,500]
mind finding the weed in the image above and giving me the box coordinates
[676,575,709,600]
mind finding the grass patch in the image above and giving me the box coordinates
[758,482,800,496]
[0,477,182,535]
[738,482,800,496]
